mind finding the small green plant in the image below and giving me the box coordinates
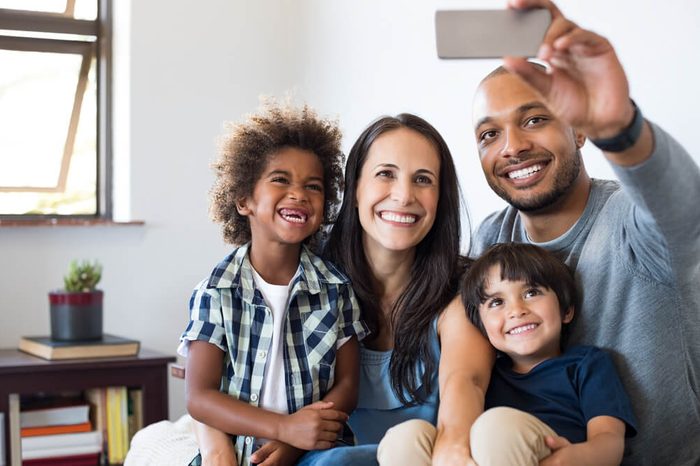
[63,260,102,292]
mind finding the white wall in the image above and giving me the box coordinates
[1,0,698,420]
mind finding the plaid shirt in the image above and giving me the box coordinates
[180,243,368,466]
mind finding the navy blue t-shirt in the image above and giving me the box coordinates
[485,345,637,443]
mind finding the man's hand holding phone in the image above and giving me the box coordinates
[437,0,642,153]
[502,0,635,143]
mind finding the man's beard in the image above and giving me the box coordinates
[488,150,582,212]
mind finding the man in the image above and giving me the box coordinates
[472,0,700,465]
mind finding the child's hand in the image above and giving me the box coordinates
[192,419,238,466]
[540,435,576,466]
[200,451,238,466]
[250,441,304,466]
[277,401,348,450]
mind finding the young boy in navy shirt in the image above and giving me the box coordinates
[462,243,637,466]
[179,102,368,466]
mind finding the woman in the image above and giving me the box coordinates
[299,113,493,466]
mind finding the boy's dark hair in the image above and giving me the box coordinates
[462,243,578,345]
[210,101,344,245]
[325,113,469,405]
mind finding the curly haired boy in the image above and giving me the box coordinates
[179,101,368,466]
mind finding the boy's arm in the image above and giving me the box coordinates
[319,336,359,414]
[540,416,626,466]
[433,296,495,466]
[185,340,347,450]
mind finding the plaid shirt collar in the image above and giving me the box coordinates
[207,242,347,298]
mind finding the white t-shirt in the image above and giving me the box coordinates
[251,267,291,417]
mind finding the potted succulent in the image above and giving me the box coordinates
[49,260,103,341]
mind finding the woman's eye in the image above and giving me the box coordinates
[376,170,394,179]
[415,175,433,185]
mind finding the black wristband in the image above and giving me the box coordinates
[590,100,644,152]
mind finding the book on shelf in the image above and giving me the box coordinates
[21,431,103,459]
[127,388,144,442]
[106,387,129,464]
[21,421,92,437]
[20,404,90,429]
[18,334,140,360]
[22,452,100,466]
[85,388,107,464]
[0,412,4,466]
[21,444,102,461]
[9,394,21,466]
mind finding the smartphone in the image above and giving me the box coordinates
[435,9,551,59]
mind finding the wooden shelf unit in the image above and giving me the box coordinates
[0,347,176,466]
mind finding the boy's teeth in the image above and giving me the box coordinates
[380,212,417,224]
[508,323,538,335]
[508,164,543,180]
[279,209,307,223]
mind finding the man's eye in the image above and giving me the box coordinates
[480,130,498,142]
[525,116,547,127]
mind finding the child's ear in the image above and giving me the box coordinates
[236,198,251,216]
[562,306,575,324]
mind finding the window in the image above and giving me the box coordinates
[0,0,111,220]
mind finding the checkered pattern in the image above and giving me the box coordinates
[180,243,368,466]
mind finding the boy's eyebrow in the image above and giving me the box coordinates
[266,169,323,182]
[266,169,290,177]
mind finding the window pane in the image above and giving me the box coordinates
[0,1,97,20]
[0,1,67,14]
[0,49,97,215]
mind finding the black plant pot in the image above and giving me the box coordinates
[49,290,103,341]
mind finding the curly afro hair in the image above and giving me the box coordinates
[210,101,344,245]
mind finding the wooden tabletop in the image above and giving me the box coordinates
[0,347,176,375]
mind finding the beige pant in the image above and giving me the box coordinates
[377,407,557,466]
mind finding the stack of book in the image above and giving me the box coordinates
[13,387,144,466]
[85,387,144,464]
[19,398,102,466]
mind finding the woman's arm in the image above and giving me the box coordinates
[185,341,346,450]
[433,296,495,465]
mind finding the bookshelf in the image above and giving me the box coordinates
[0,348,175,466]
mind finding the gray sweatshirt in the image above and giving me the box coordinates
[473,122,700,465]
